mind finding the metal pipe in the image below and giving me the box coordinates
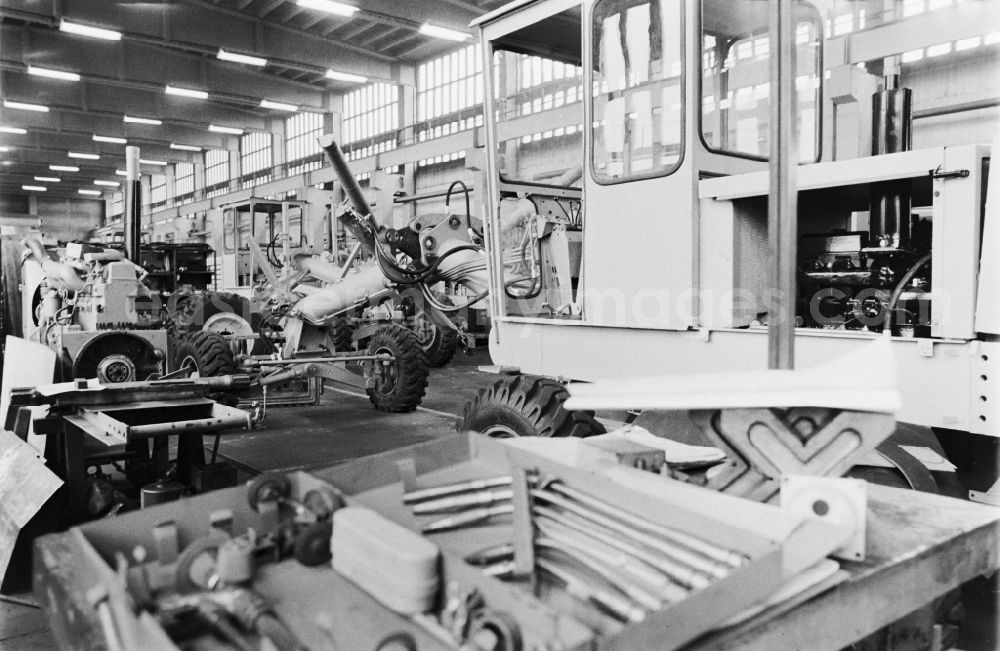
[547,483,747,569]
[124,146,142,265]
[404,476,513,504]
[535,557,645,624]
[245,354,390,366]
[318,134,371,218]
[393,185,476,204]
[767,0,798,370]
[411,488,512,515]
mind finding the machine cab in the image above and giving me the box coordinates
[216,199,309,296]
[476,0,823,329]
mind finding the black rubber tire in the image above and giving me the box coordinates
[413,311,458,368]
[164,292,252,339]
[246,472,292,511]
[172,331,239,377]
[458,375,606,439]
[293,520,333,567]
[363,325,429,413]
[330,316,355,352]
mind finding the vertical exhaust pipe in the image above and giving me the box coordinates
[124,146,142,264]
[870,74,913,249]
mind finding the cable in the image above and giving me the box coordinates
[445,180,482,240]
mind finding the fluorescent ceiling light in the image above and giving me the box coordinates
[418,22,470,42]
[93,134,127,144]
[165,85,209,99]
[0,146,10,152]
[78,189,102,196]
[140,159,167,166]
[68,152,100,160]
[325,69,367,83]
[170,143,202,151]
[27,65,81,82]
[0,126,27,134]
[34,176,59,182]
[50,165,79,172]
[123,115,162,125]
[217,49,267,67]
[260,99,298,111]
[296,0,358,17]
[94,180,119,187]
[59,19,122,41]
[115,169,127,176]
[3,100,49,112]
[22,185,46,191]
[208,124,243,135]
[0,161,12,166]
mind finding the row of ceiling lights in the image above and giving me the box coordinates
[3,3,472,196]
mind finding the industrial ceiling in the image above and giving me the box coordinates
[0,0,503,198]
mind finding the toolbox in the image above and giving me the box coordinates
[34,432,845,650]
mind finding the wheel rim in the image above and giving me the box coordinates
[96,354,136,383]
[371,346,398,396]
[178,354,201,378]
[203,312,254,355]
[412,313,436,347]
[483,424,520,438]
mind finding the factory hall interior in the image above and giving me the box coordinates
[1,0,1000,649]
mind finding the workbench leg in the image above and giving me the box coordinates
[62,427,88,524]
[175,434,206,485]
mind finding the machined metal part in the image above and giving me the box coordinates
[96,354,137,383]
[535,533,662,612]
[547,483,747,570]
[535,557,645,624]
[404,476,513,504]
[420,504,514,533]
[411,488,513,515]
[534,508,690,604]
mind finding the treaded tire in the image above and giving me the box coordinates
[173,331,238,377]
[330,316,355,352]
[363,324,429,413]
[424,325,458,368]
[165,292,251,339]
[458,375,606,438]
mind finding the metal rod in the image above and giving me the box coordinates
[403,476,513,504]
[767,0,798,370]
[246,354,390,366]
[411,489,513,515]
[318,134,371,218]
[338,242,364,280]
[393,185,475,204]
[535,557,645,624]
[547,483,747,569]
[124,146,142,265]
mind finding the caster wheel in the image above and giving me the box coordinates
[247,472,292,511]
[293,520,334,567]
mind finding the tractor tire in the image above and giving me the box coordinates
[413,307,458,368]
[330,316,355,352]
[165,292,252,340]
[458,375,606,439]
[173,331,239,377]
[363,325,429,413]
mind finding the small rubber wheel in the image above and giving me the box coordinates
[293,520,333,567]
[246,472,292,511]
[302,487,345,520]
[363,324,429,413]
[458,375,605,439]
[175,534,227,593]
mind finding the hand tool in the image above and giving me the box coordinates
[421,504,513,533]
[532,486,729,582]
[535,505,694,600]
[411,489,513,514]
[536,535,661,612]
[402,476,512,504]
[536,557,645,624]
[548,482,748,568]
[464,542,515,566]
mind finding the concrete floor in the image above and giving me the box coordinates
[2,348,998,649]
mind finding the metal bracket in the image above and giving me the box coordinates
[928,166,970,181]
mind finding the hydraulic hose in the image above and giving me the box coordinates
[884,251,933,334]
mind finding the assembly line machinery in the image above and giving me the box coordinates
[454,0,998,501]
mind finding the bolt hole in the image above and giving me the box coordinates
[982,395,988,402]
[813,500,830,516]
[980,415,988,422]
[982,375,989,382]
[983,354,989,362]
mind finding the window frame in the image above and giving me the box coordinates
[696,0,824,164]
[587,0,687,186]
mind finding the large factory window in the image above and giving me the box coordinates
[418,45,483,122]
[240,132,273,187]
[590,0,683,184]
[700,0,822,162]
[343,83,399,161]
[285,111,324,174]
[150,174,167,207]
[205,149,230,198]
[492,6,584,187]
[174,162,194,202]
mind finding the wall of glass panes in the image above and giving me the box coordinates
[343,83,399,160]
[240,132,273,188]
[149,174,167,207]
[174,162,194,202]
[418,45,483,122]
[285,111,325,174]
[205,149,230,198]
[109,191,123,220]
